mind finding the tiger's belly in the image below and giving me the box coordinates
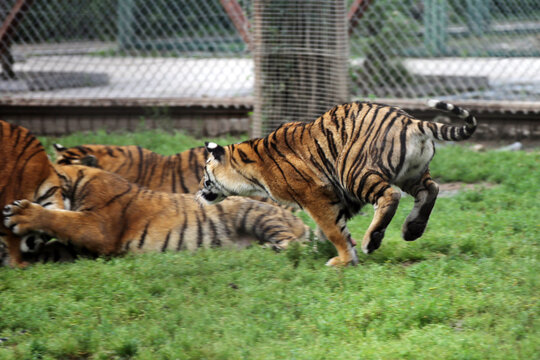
[393,136,434,187]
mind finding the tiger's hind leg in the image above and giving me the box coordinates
[359,175,401,255]
[401,171,439,241]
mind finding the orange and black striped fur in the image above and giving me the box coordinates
[3,164,309,258]
[54,144,207,193]
[0,120,64,267]
[198,100,478,266]
[53,143,293,210]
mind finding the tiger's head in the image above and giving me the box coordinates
[54,143,100,167]
[197,142,263,205]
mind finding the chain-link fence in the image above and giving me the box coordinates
[348,0,540,101]
[1,0,539,134]
[0,0,253,101]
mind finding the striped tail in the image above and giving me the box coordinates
[426,99,478,141]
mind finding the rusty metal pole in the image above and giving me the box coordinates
[0,0,34,79]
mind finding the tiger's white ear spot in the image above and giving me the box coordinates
[53,143,66,151]
[207,142,218,149]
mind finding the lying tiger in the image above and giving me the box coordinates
[3,164,309,259]
[198,100,478,266]
[53,142,294,211]
[0,120,64,267]
[54,144,207,193]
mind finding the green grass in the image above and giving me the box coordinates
[1,130,539,359]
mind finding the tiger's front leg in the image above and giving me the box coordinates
[2,234,28,268]
[3,200,114,255]
[304,198,359,267]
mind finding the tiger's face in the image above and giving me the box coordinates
[197,142,257,205]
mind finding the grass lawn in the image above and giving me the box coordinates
[0,129,538,359]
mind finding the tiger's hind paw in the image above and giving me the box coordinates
[402,221,427,241]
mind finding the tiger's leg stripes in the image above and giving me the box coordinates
[401,171,439,241]
[360,177,401,255]
[305,202,359,266]
[246,209,308,250]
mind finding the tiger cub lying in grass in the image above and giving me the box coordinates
[3,164,309,259]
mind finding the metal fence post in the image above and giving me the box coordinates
[424,0,447,56]
[466,0,491,36]
[117,0,136,51]
[0,0,34,79]
[252,0,349,137]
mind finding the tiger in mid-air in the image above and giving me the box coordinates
[0,120,64,267]
[3,163,309,259]
[198,100,478,266]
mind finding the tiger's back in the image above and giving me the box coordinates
[0,120,63,267]
[54,144,206,193]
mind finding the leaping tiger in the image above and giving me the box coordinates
[197,100,478,266]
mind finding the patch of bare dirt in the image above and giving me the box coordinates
[437,182,497,198]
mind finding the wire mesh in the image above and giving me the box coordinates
[348,0,540,102]
[251,0,349,135]
[0,0,253,101]
[0,0,539,134]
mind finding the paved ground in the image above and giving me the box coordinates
[2,54,540,101]
[2,56,254,99]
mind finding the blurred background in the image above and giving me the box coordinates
[1,0,539,138]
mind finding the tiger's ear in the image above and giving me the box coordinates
[53,143,66,153]
[205,142,225,161]
[80,155,98,167]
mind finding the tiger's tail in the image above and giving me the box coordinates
[425,99,478,141]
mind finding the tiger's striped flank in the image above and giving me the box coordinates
[54,144,207,194]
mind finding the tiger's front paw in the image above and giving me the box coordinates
[325,248,359,267]
[3,200,41,236]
